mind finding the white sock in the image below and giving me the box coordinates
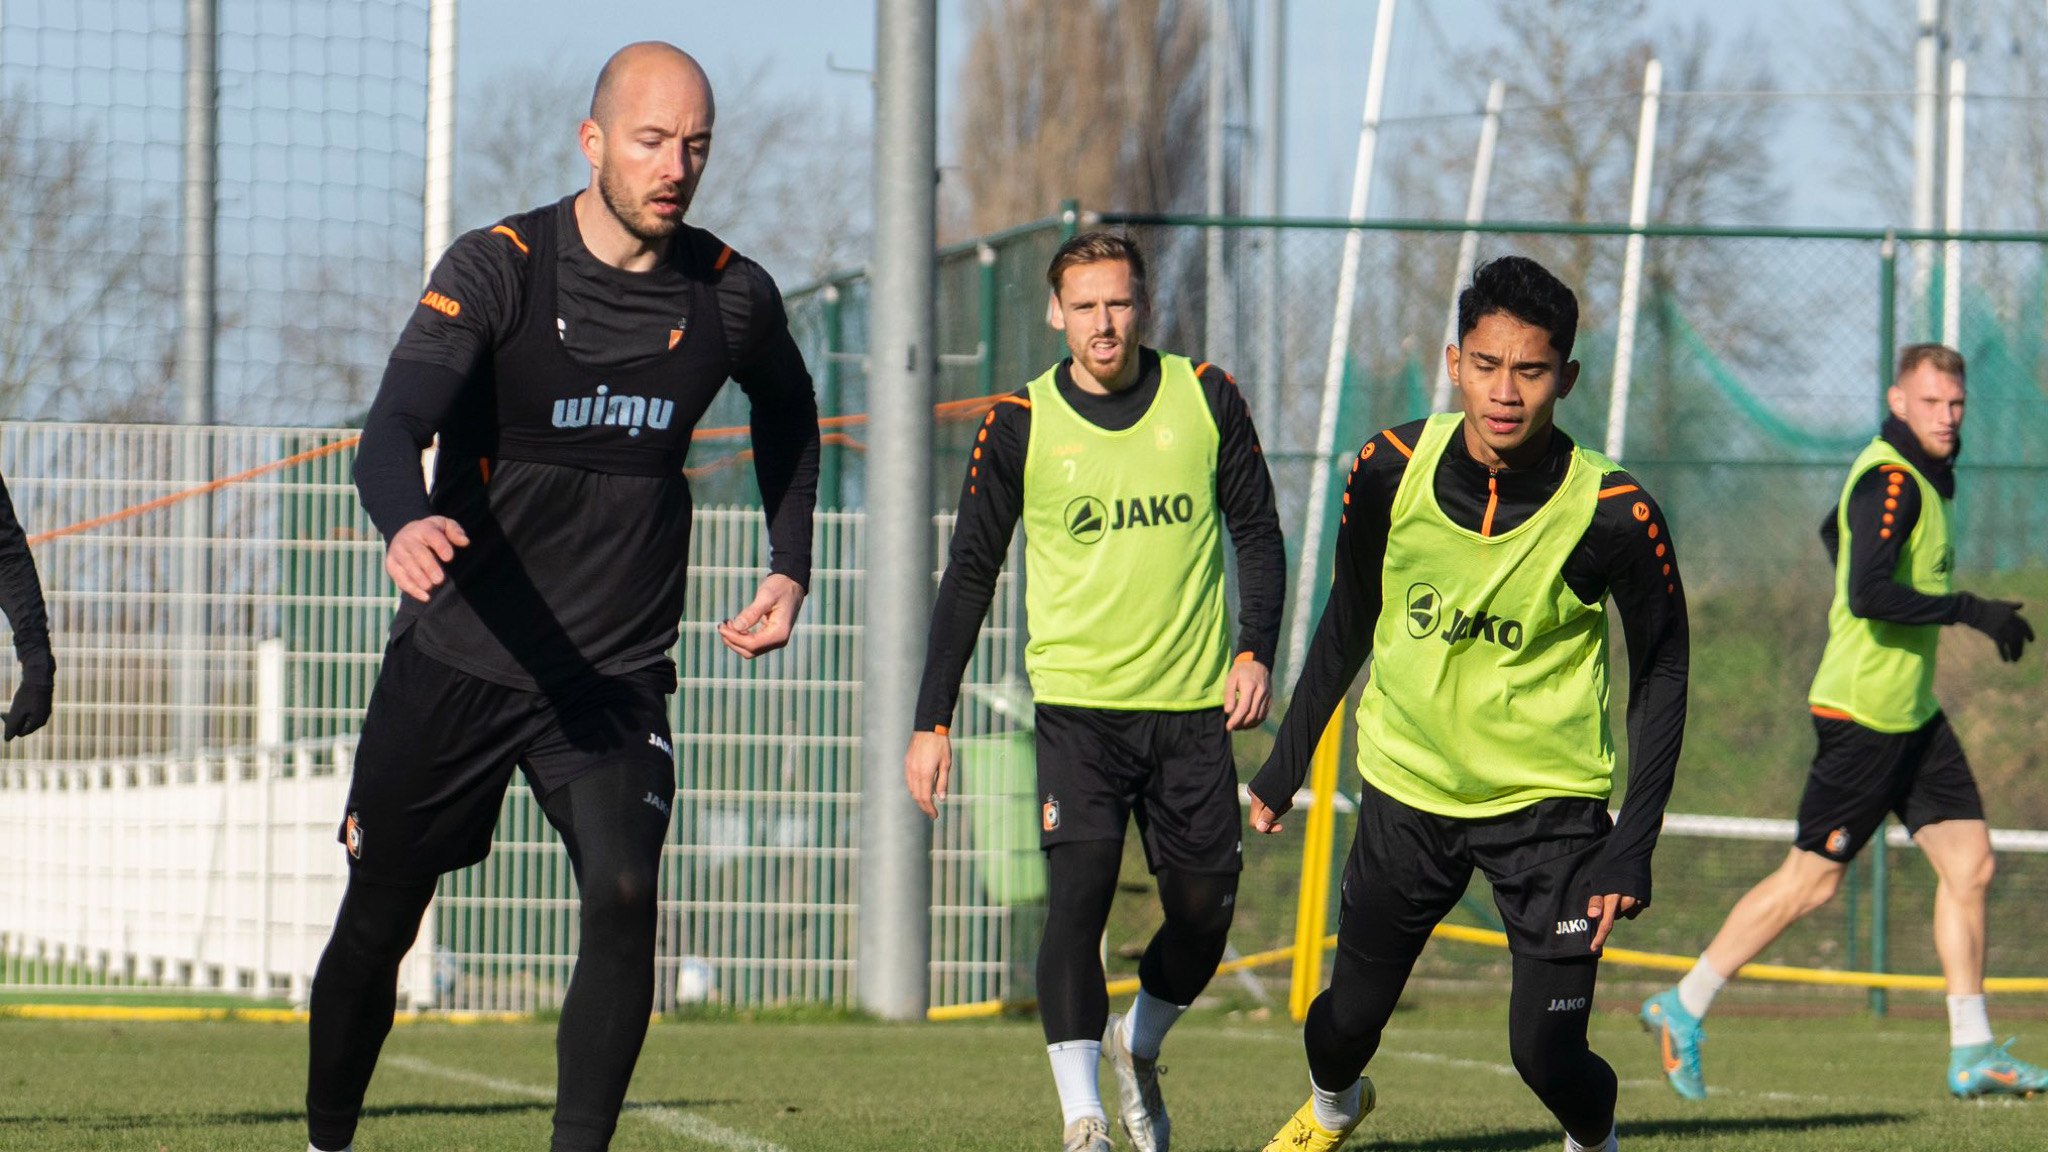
[1121,988,1186,1059]
[1309,1075,1362,1133]
[1948,994,1994,1048]
[1048,1040,1105,1127]
[1564,1124,1617,1152]
[1677,957,1727,1019]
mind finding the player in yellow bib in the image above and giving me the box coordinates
[904,233,1286,1152]
[1250,257,1691,1152]
[1641,344,2044,1102]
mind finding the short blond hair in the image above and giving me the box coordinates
[1046,231,1148,299]
[1896,342,1965,384]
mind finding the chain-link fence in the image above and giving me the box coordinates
[0,433,1041,1010]
[782,214,2048,827]
[0,0,429,425]
[4,207,2047,1008]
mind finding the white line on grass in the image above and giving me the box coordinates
[1216,1029,1848,1105]
[386,1054,797,1152]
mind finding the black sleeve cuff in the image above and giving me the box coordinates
[1588,858,1653,908]
[768,556,811,594]
[16,646,54,685]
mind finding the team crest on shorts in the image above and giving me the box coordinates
[344,811,364,859]
[1825,827,1850,856]
[1042,795,1061,832]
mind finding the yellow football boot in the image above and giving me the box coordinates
[1260,1079,1375,1151]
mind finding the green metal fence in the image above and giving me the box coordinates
[764,210,2048,817]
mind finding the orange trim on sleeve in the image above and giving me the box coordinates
[489,225,529,254]
[715,245,733,271]
[1380,428,1414,458]
[1194,361,1213,377]
[1811,706,1854,722]
[996,395,1032,409]
[1597,484,1640,499]
[1234,651,1256,664]
[478,457,490,483]
[933,725,949,736]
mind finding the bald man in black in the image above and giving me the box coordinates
[306,43,819,1152]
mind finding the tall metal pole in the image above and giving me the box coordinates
[1941,57,1966,348]
[1911,0,1941,335]
[859,0,937,1023]
[177,0,218,751]
[819,284,844,510]
[1283,0,1395,681]
[1878,233,1898,423]
[180,0,217,428]
[1605,58,1661,464]
[1205,0,1236,371]
[1255,0,1285,440]
[423,0,458,281]
[1432,79,1505,414]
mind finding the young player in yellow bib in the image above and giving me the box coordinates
[904,232,1286,1152]
[1640,344,2045,1101]
[1250,257,1690,1152]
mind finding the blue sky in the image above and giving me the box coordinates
[454,0,1907,228]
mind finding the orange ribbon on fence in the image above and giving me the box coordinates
[26,436,363,547]
[24,392,1006,546]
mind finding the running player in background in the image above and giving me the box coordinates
[0,471,53,742]
[1251,256,1689,1152]
[1641,343,2045,1102]
[905,231,1285,1152]
[307,42,819,1152]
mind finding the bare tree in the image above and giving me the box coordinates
[457,60,870,288]
[1481,1,1783,304]
[0,93,177,420]
[951,0,1211,233]
[691,87,871,286]
[1825,0,2048,230]
[456,63,590,229]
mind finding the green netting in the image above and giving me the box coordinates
[1656,292,1871,458]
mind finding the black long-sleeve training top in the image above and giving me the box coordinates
[0,472,52,684]
[1819,416,1966,625]
[912,349,1286,731]
[1248,418,1690,905]
[353,194,820,690]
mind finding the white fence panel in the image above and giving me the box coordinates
[0,421,1040,1011]
[0,741,443,1005]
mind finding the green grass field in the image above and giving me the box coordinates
[8,998,2046,1151]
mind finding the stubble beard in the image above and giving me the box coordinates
[1074,334,1133,385]
[598,162,684,244]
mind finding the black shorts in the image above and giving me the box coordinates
[1336,783,1615,962]
[1033,703,1242,874]
[1794,711,1984,862]
[340,630,678,883]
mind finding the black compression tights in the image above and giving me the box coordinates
[306,874,437,1151]
[1037,840,1238,1044]
[1305,949,1615,1146]
[304,762,671,1152]
[543,762,673,1152]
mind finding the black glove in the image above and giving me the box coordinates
[1956,594,2033,663]
[3,677,50,740]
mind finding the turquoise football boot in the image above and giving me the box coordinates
[1639,989,1707,1100]
[1950,1039,2048,1099]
